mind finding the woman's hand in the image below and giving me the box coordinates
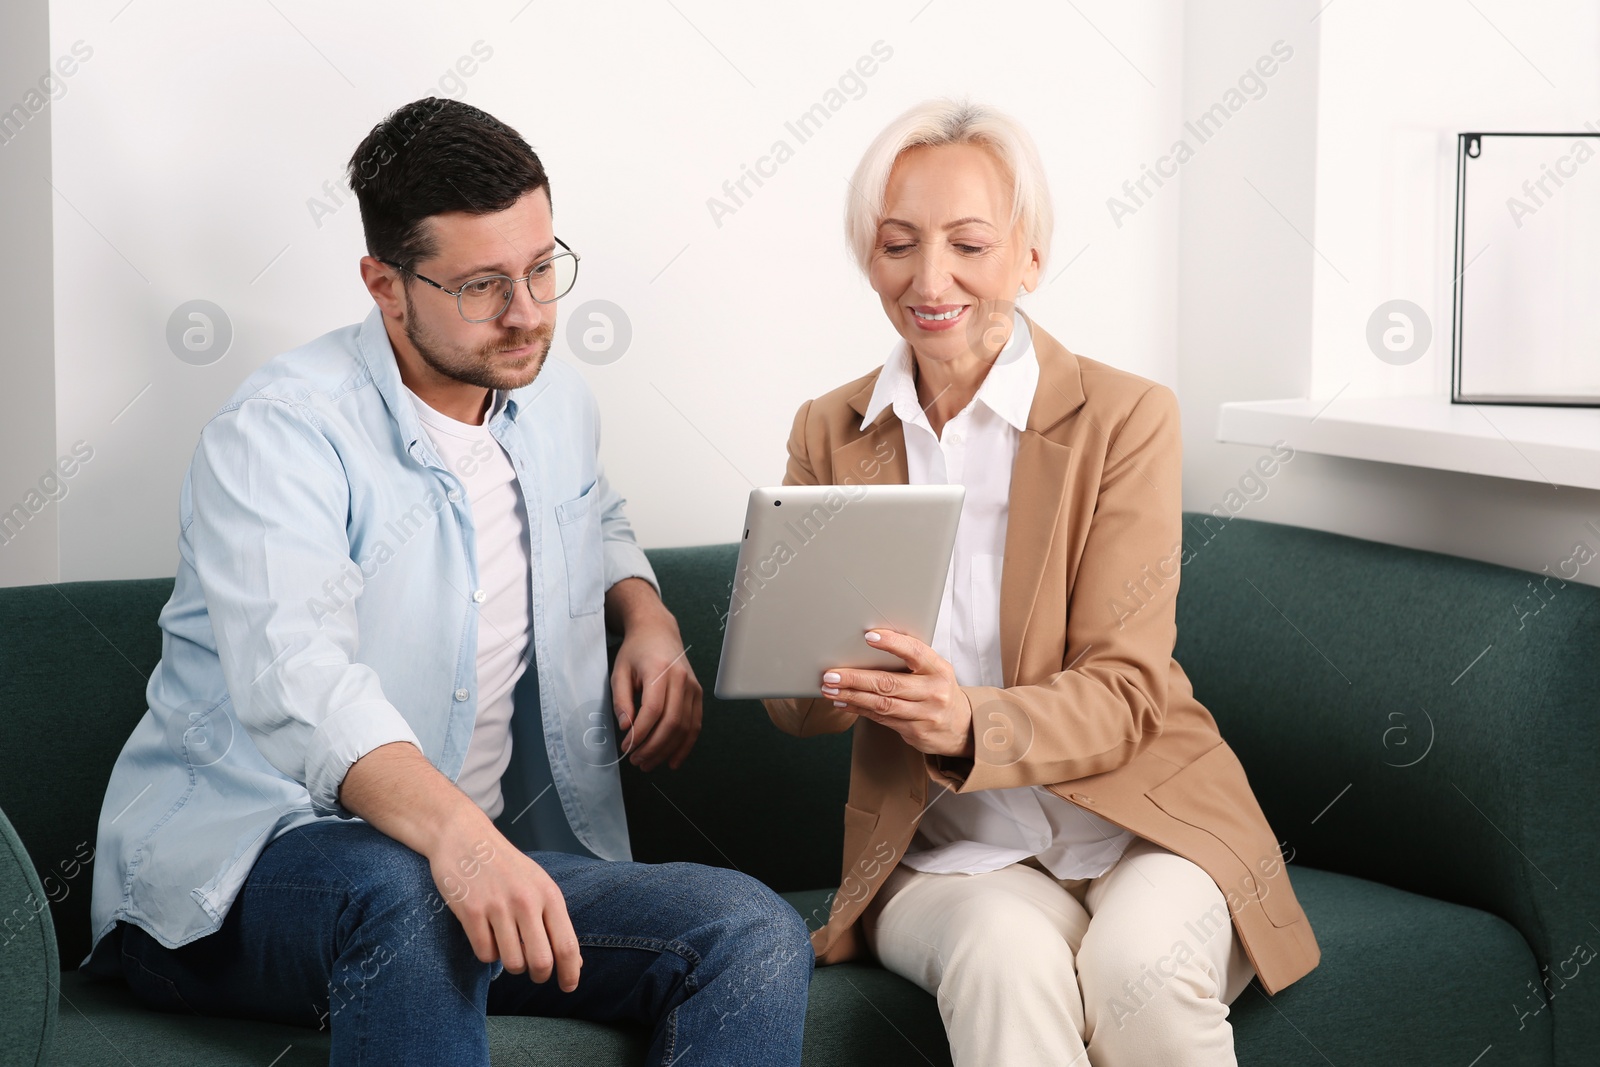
[821,629,974,757]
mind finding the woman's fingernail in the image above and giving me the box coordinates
[823,672,841,684]
[833,700,848,707]
[821,685,839,696]
[865,631,881,642]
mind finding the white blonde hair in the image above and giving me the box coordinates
[844,98,1054,276]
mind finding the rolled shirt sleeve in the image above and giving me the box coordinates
[596,461,660,599]
[188,397,424,819]
[579,376,659,599]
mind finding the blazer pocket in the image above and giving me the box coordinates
[842,801,880,849]
[836,802,887,905]
[1146,741,1306,929]
[555,479,605,617]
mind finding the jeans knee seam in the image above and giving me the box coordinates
[579,933,703,970]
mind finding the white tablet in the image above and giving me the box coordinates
[713,484,964,700]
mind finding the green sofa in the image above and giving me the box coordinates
[2,514,1595,1066]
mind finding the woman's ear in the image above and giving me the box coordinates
[1019,245,1043,294]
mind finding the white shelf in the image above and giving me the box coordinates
[1216,394,1600,491]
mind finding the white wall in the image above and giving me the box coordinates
[1177,0,1600,590]
[1308,0,1600,403]
[1175,0,1317,537]
[7,0,1597,592]
[38,0,1183,581]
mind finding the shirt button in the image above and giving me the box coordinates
[454,688,469,702]
[949,432,964,445]
[447,489,462,503]
[472,589,486,603]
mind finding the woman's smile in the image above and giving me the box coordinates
[909,304,969,331]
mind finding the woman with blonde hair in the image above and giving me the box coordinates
[764,98,1319,1066]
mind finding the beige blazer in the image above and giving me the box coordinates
[763,312,1319,995]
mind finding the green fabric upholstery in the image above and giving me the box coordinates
[1170,515,1597,1067]
[1231,865,1550,1065]
[1,514,1594,1065]
[50,960,948,1067]
[0,803,57,1067]
[0,578,172,976]
[616,544,856,894]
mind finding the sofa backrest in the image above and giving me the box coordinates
[2,514,1595,1004]
[616,545,854,896]
[0,577,171,973]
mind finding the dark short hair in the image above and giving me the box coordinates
[346,97,550,269]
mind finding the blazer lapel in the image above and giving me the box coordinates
[836,379,908,486]
[999,313,1087,686]
[1001,435,1070,685]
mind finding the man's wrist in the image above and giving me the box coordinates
[428,794,499,860]
[340,741,498,860]
[605,575,673,634]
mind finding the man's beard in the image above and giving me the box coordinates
[402,286,554,391]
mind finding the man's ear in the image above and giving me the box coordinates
[360,256,407,321]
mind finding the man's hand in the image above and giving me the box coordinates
[428,811,582,990]
[605,577,703,771]
[338,741,582,990]
[820,628,975,757]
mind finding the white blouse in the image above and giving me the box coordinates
[857,312,1137,879]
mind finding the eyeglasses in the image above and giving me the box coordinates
[381,237,580,322]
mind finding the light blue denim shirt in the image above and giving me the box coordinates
[80,305,657,976]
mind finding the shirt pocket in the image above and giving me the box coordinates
[555,479,604,617]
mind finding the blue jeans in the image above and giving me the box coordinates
[114,820,813,1065]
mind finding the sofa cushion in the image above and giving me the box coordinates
[54,952,950,1067]
[45,868,1545,1065]
[1220,866,1549,1065]
[53,968,649,1065]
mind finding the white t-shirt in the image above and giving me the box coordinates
[406,386,530,821]
[857,313,1137,880]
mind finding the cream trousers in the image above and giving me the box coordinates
[860,837,1256,1066]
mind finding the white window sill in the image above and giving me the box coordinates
[1216,394,1600,491]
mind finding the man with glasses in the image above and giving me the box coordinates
[79,98,813,1066]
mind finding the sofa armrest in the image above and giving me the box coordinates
[0,803,57,1065]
